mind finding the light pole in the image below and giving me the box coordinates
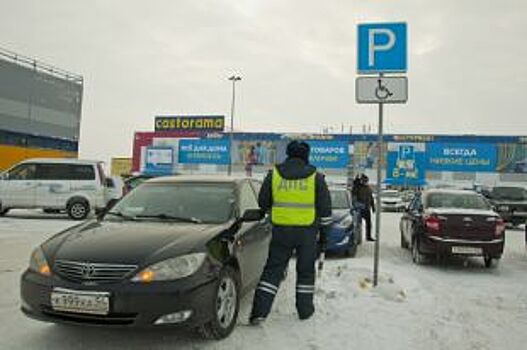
[227,75,241,176]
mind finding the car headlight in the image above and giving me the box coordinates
[335,216,353,229]
[29,247,51,276]
[131,253,206,283]
[498,205,509,211]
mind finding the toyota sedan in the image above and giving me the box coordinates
[20,176,271,339]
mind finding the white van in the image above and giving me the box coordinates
[0,158,113,220]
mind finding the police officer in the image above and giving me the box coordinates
[249,140,332,325]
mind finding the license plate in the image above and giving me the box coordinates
[51,288,110,315]
[451,246,483,255]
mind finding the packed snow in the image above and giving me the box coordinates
[1,210,526,350]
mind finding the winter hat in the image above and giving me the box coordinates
[286,141,310,162]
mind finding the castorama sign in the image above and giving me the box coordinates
[306,141,349,169]
[426,143,497,172]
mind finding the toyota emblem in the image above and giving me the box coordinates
[80,263,96,279]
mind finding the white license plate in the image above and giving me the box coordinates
[451,246,483,255]
[51,288,110,315]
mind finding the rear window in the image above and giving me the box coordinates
[425,193,490,210]
[491,187,527,201]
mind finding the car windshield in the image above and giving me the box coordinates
[491,187,527,201]
[426,193,490,210]
[109,183,235,224]
[330,190,349,209]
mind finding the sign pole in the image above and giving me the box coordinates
[373,73,383,287]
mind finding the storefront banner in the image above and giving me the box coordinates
[144,147,174,175]
[306,141,349,169]
[426,143,497,172]
[385,143,426,186]
[178,139,230,164]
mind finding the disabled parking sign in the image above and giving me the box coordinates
[357,22,407,74]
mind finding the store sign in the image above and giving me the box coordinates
[385,143,426,186]
[426,143,497,172]
[178,139,230,164]
[155,116,225,132]
[306,141,349,169]
[144,147,174,175]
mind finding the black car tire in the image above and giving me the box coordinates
[198,266,240,340]
[0,207,9,216]
[484,256,498,268]
[345,238,357,258]
[67,199,90,220]
[411,236,426,265]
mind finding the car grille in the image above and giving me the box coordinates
[54,260,138,283]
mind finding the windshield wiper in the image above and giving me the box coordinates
[135,214,202,224]
[105,211,137,221]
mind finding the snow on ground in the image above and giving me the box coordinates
[0,210,526,350]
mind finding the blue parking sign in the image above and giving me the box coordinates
[358,22,407,73]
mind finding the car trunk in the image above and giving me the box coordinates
[426,208,498,240]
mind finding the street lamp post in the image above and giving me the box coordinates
[228,75,241,176]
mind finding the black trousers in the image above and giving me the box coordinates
[361,208,373,239]
[250,226,318,320]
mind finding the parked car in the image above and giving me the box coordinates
[400,189,505,267]
[326,188,360,257]
[486,186,527,227]
[380,190,406,212]
[20,176,270,339]
[0,158,112,220]
[122,174,158,195]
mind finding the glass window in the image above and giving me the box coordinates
[8,164,36,180]
[110,183,235,224]
[425,193,490,210]
[330,190,350,209]
[70,165,96,180]
[491,187,527,201]
[239,182,259,214]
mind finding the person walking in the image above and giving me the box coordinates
[249,140,332,325]
[353,174,376,242]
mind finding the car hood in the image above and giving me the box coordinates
[332,209,350,222]
[46,220,229,265]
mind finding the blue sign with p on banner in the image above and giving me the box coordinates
[178,139,230,165]
[426,143,497,172]
[385,143,426,186]
[306,141,349,169]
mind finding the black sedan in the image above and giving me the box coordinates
[21,176,271,339]
[400,189,505,267]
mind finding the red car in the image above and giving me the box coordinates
[400,189,505,267]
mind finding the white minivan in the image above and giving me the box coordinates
[0,158,115,220]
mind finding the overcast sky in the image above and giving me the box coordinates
[1,0,526,160]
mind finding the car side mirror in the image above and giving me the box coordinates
[241,209,264,222]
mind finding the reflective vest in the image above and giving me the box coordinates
[271,168,316,226]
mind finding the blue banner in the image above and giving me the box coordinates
[426,143,497,172]
[178,139,230,164]
[306,141,349,169]
[385,144,426,186]
[144,147,174,175]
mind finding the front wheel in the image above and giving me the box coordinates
[67,200,90,220]
[198,266,240,340]
[345,236,358,258]
[484,256,498,268]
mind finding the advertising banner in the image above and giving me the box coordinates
[306,141,349,169]
[231,140,285,166]
[426,143,497,172]
[144,147,174,175]
[353,141,388,170]
[178,139,230,165]
[385,143,426,186]
[155,116,225,132]
[496,143,527,173]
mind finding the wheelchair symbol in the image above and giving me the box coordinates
[375,79,393,101]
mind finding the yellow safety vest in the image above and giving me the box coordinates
[271,168,316,226]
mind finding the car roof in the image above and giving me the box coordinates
[145,175,251,185]
[18,158,102,165]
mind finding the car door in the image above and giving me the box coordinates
[1,163,37,208]
[401,194,419,243]
[235,181,270,288]
[34,163,71,208]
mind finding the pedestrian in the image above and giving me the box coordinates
[245,146,257,177]
[249,140,332,325]
[353,173,376,242]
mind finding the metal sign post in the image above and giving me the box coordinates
[357,22,408,287]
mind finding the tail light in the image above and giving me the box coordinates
[495,218,505,236]
[424,215,441,234]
